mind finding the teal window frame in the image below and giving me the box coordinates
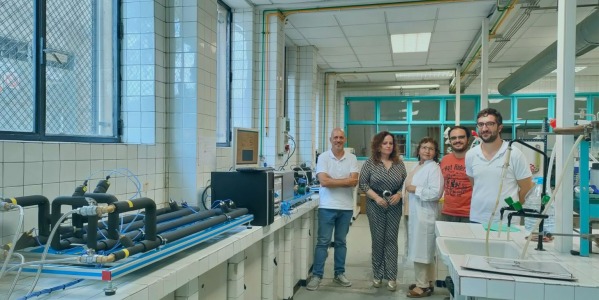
[345,93,599,160]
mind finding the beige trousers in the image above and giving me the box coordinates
[414,261,435,288]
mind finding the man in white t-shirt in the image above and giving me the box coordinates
[465,108,533,224]
[306,128,359,291]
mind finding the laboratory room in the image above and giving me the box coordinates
[2,0,599,299]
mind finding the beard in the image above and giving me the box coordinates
[451,144,467,153]
[481,131,499,143]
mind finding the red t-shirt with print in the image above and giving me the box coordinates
[440,153,472,217]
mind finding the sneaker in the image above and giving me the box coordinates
[334,273,352,287]
[372,279,381,288]
[306,276,321,291]
[387,280,397,291]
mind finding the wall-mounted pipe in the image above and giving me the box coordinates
[498,9,599,96]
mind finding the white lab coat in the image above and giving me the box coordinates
[407,160,444,264]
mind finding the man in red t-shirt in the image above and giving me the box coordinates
[440,126,473,222]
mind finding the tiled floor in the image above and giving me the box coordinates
[294,214,450,300]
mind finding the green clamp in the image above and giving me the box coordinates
[541,195,550,205]
[504,197,522,211]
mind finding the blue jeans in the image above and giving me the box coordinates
[312,208,353,278]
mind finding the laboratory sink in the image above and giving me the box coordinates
[436,237,526,266]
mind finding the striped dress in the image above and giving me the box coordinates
[359,158,407,281]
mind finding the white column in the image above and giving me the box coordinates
[455,64,462,124]
[555,0,576,253]
[227,252,246,300]
[299,213,312,280]
[261,234,275,300]
[283,222,295,299]
[175,277,200,300]
[480,18,489,109]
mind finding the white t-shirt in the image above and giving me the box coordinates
[465,141,532,223]
[316,149,360,210]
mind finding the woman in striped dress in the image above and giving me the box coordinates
[359,131,407,291]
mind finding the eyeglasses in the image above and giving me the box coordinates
[420,146,435,151]
[477,122,497,128]
[449,135,467,141]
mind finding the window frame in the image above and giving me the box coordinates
[216,0,232,147]
[0,0,120,143]
[345,93,599,160]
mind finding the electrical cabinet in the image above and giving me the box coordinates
[277,116,290,155]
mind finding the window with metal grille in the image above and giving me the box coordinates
[216,0,231,146]
[0,0,119,142]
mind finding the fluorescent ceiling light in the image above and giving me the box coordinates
[528,107,547,112]
[395,70,454,80]
[391,32,431,53]
[489,99,503,104]
[551,66,586,73]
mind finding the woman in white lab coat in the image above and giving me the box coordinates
[404,137,443,298]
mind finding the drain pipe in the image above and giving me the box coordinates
[498,9,599,96]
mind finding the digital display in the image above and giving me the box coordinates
[233,128,260,167]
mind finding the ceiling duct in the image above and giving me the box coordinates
[497,9,599,96]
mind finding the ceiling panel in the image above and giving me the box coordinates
[344,24,387,37]
[431,30,478,43]
[437,1,494,19]
[322,54,358,63]
[285,28,305,40]
[335,9,385,25]
[299,26,345,39]
[243,0,599,87]
[306,37,349,47]
[347,35,390,47]
[387,20,435,34]
[327,61,361,68]
[357,54,392,62]
[435,17,485,32]
[429,41,469,52]
[361,60,394,68]
[317,47,355,55]
[384,5,438,22]
[286,13,338,28]
[353,46,391,55]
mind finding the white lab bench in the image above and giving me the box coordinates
[435,221,599,300]
[0,195,319,300]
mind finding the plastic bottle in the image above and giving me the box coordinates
[524,177,554,235]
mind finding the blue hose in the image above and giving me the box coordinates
[18,279,84,300]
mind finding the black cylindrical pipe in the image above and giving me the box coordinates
[67,206,200,244]
[2,195,50,236]
[155,209,220,233]
[83,193,119,204]
[159,208,248,243]
[111,239,162,261]
[51,196,89,250]
[108,198,157,241]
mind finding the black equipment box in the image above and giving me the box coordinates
[211,171,274,226]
